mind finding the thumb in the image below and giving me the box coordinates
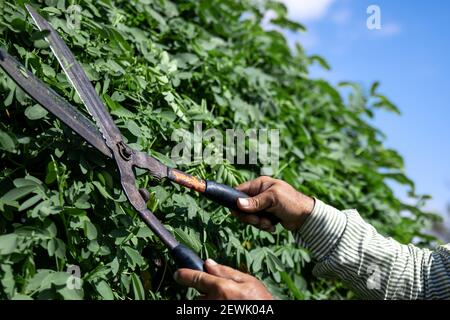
[205,259,247,283]
[237,193,273,213]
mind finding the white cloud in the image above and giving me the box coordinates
[375,22,402,37]
[280,0,336,21]
[331,8,351,25]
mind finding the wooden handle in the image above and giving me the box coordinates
[167,168,280,225]
[167,168,206,192]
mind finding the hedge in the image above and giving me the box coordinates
[0,0,438,300]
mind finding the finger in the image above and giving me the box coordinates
[237,192,274,213]
[204,259,248,283]
[258,217,275,232]
[239,214,260,226]
[238,214,275,231]
[235,180,253,193]
[236,176,274,195]
[232,209,261,224]
[232,211,261,227]
[230,210,240,218]
[174,269,223,293]
[234,204,275,230]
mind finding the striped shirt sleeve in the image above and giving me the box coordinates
[297,198,450,299]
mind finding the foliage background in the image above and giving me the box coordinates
[0,0,439,299]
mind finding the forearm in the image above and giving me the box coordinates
[297,199,450,299]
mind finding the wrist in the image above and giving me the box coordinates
[296,199,347,260]
[295,193,315,229]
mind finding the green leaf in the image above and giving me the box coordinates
[309,55,331,70]
[58,287,84,300]
[174,53,199,68]
[84,221,98,240]
[95,280,115,300]
[31,30,51,41]
[123,246,144,268]
[41,272,70,288]
[370,81,380,95]
[0,234,18,255]
[47,238,56,256]
[110,257,120,276]
[14,176,42,188]
[10,18,27,32]
[250,248,266,273]
[26,270,53,292]
[54,239,66,258]
[19,194,42,211]
[266,251,284,273]
[126,120,141,137]
[45,161,58,184]
[24,104,48,120]
[174,228,201,252]
[1,186,36,203]
[42,64,56,78]
[0,130,16,152]
[91,181,114,200]
[11,294,33,300]
[130,273,145,300]
[42,7,62,15]
[1,265,15,297]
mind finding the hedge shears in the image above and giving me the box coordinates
[0,5,277,271]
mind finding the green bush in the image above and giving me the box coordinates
[0,0,439,299]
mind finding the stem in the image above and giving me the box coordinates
[51,155,76,258]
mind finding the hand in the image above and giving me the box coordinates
[174,259,273,300]
[234,176,315,232]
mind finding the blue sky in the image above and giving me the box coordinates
[278,0,450,224]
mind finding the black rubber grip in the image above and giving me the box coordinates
[171,244,204,271]
[204,180,280,225]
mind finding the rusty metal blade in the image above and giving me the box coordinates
[0,49,112,158]
[26,4,123,151]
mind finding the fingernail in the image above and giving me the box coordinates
[173,271,180,281]
[206,259,217,266]
[238,198,250,208]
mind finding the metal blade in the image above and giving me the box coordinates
[0,49,112,158]
[26,5,123,152]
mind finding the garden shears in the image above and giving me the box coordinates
[0,5,278,271]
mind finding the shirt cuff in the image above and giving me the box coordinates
[298,198,347,261]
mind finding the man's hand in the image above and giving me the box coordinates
[174,259,273,300]
[234,176,315,232]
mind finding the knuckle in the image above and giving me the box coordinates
[275,179,288,189]
[258,176,272,185]
[266,189,276,206]
[218,282,234,298]
[270,185,280,196]
[251,196,261,209]
[192,272,204,286]
[213,264,225,275]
